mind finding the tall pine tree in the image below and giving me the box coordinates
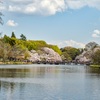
[20,34,26,41]
[11,32,16,38]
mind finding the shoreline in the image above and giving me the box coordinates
[90,65,100,68]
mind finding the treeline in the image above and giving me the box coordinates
[0,32,62,62]
[0,32,82,63]
[3,32,61,54]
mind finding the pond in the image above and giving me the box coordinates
[0,64,100,100]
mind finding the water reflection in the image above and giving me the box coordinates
[0,66,71,78]
[85,66,100,74]
[0,65,100,100]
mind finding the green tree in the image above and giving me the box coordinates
[11,32,16,38]
[3,35,10,43]
[20,34,26,41]
[3,35,16,46]
[9,38,16,46]
[61,46,80,60]
[61,52,72,62]
[92,50,100,65]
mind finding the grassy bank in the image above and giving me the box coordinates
[0,61,32,65]
[90,65,100,68]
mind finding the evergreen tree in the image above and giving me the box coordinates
[20,34,26,41]
[11,32,16,38]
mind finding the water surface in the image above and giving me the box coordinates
[0,64,100,100]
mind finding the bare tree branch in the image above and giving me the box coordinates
[0,1,3,25]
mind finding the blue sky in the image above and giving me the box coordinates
[0,0,100,48]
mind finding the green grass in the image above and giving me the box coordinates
[90,65,100,68]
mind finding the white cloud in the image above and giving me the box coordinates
[2,0,100,16]
[66,0,86,9]
[92,29,100,38]
[48,40,85,48]
[63,40,85,48]
[8,5,21,12]
[86,0,100,9]
[6,20,18,27]
[4,0,66,15]
[9,0,32,3]
[0,5,6,10]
